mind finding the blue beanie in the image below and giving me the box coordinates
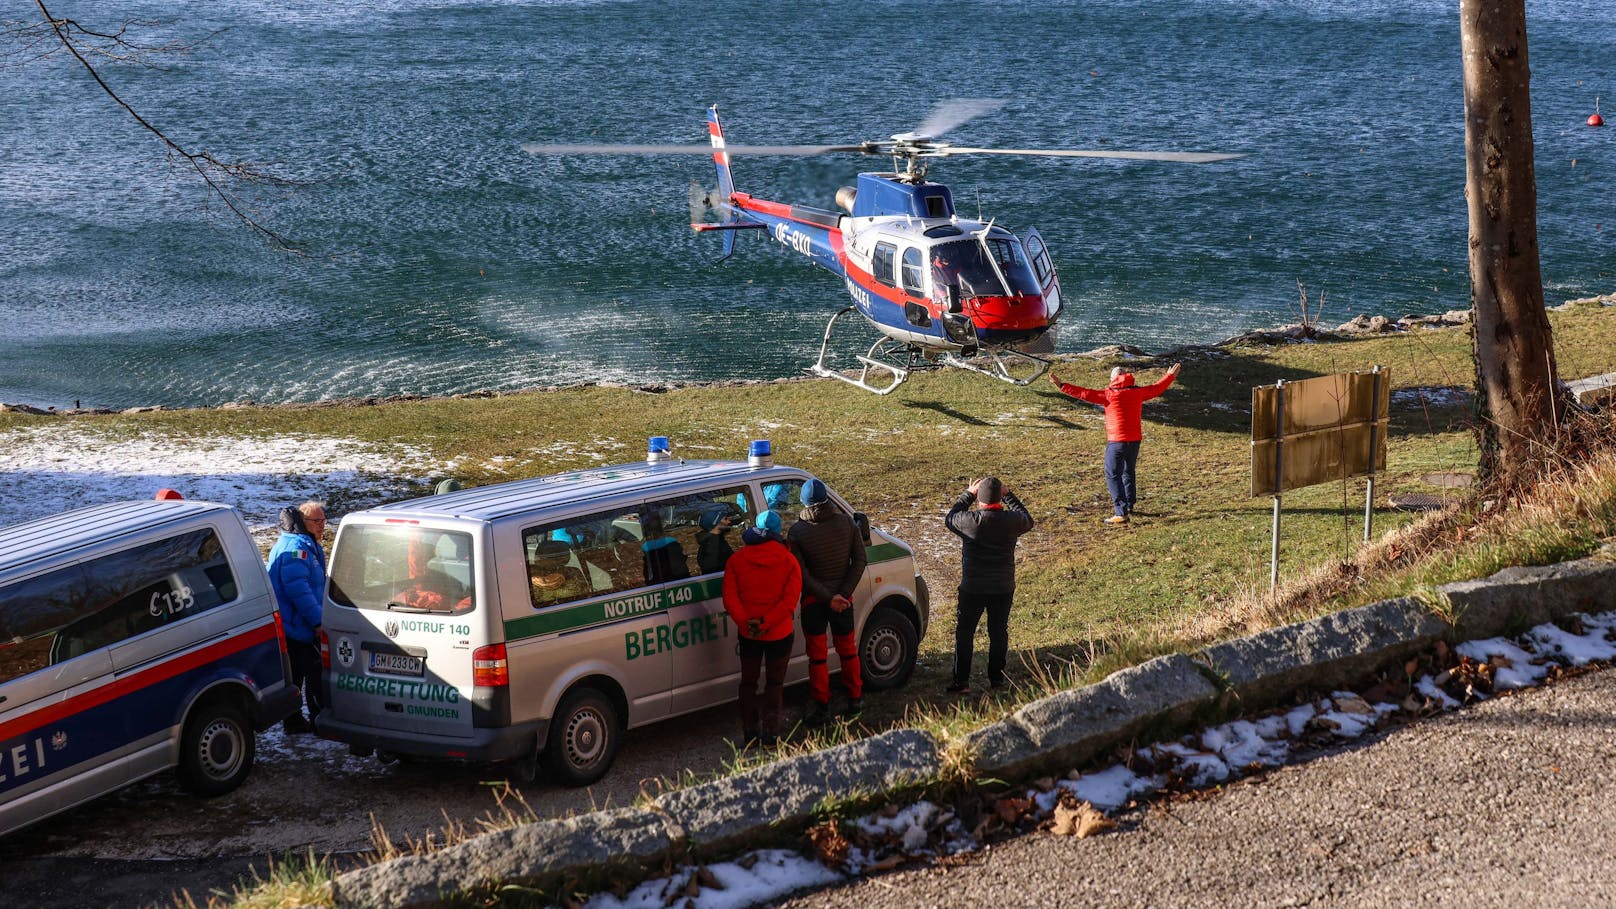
[800,479,828,506]
[756,510,782,534]
[699,509,724,532]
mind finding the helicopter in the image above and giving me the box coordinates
[523,101,1243,395]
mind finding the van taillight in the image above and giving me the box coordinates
[273,611,288,653]
[472,643,508,687]
[319,629,331,669]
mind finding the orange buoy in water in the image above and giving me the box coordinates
[1591,112,1606,127]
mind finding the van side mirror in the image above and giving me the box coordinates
[853,512,871,546]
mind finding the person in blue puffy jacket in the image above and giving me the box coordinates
[267,501,328,733]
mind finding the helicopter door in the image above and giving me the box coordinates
[1023,229,1062,320]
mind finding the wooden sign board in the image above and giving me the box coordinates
[1250,370,1390,496]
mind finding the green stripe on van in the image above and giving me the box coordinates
[503,542,910,641]
[505,576,725,641]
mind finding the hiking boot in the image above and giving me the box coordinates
[282,715,314,735]
[989,675,1008,690]
[945,680,971,695]
[1105,514,1129,525]
[805,701,832,727]
[841,697,863,718]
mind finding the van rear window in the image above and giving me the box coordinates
[329,526,475,615]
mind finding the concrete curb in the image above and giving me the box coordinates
[330,550,1616,908]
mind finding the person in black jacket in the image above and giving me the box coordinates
[787,479,868,723]
[944,476,1033,693]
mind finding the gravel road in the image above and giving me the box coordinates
[777,666,1616,908]
[0,698,751,908]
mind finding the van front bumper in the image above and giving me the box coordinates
[313,714,547,764]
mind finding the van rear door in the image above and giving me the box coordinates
[324,521,482,741]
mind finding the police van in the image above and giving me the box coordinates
[316,438,929,784]
[0,499,300,837]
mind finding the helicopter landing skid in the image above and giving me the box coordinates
[940,346,1052,386]
[808,306,938,395]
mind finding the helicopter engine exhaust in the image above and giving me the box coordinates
[835,186,858,214]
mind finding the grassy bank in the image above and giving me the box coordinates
[8,306,1616,715]
[56,302,1608,908]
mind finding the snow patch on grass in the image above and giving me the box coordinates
[0,424,435,537]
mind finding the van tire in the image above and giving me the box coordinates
[543,687,619,786]
[177,700,255,797]
[859,605,918,691]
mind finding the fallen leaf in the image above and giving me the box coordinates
[684,875,700,898]
[1076,808,1117,839]
[1032,776,1056,792]
[994,796,1034,825]
[737,854,759,871]
[879,802,901,819]
[1334,694,1375,715]
[868,854,905,872]
[807,819,850,866]
[696,867,723,891]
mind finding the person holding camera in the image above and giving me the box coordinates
[697,507,740,574]
[944,477,1033,693]
[721,511,801,746]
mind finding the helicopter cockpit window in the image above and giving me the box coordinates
[871,242,897,287]
[930,238,1043,299]
[900,247,924,295]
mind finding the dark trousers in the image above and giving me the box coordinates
[738,633,793,738]
[801,599,862,704]
[953,589,1013,686]
[286,638,325,721]
[1105,441,1142,516]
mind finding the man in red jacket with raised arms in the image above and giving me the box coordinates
[1050,362,1181,524]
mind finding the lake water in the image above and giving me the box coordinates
[1,0,1611,408]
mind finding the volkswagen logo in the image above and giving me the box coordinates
[384,620,400,639]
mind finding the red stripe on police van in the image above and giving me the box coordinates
[0,622,278,742]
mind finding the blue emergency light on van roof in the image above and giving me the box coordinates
[748,439,773,469]
[646,436,672,463]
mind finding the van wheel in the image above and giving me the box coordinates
[177,701,255,797]
[860,605,918,691]
[543,687,619,786]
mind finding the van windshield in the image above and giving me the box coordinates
[329,525,475,615]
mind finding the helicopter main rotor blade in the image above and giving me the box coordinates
[911,98,1007,139]
[939,146,1245,163]
[521,142,867,156]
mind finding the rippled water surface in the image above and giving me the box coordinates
[1,0,1611,407]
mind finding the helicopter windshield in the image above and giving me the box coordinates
[929,237,1043,302]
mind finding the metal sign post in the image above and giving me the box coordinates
[1270,379,1286,591]
[1364,365,1382,544]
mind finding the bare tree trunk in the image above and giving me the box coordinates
[1461,0,1559,492]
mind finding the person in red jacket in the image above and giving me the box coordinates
[721,511,802,746]
[1050,362,1181,523]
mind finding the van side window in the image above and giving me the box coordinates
[522,504,644,608]
[653,487,753,577]
[0,528,237,683]
[758,478,807,539]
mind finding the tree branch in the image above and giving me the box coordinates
[10,1,307,252]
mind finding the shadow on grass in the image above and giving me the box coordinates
[901,400,994,426]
